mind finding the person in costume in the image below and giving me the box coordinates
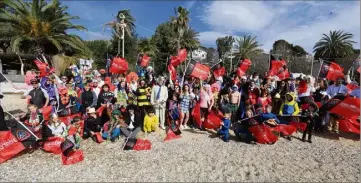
[279,92,300,117]
[80,82,97,115]
[121,104,142,139]
[229,85,240,122]
[143,108,159,133]
[19,104,44,134]
[217,108,231,142]
[302,100,319,143]
[102,109,122,142]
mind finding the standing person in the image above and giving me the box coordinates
[80,83,97,115]
[136,79,151,118]
[199,84,214,130]
[325,76,348,134]
[150,77,168,129]
[248,81,260,105]
[217,108,231,142]
[27,79,49,108]
[258,89,272,113]
[238,76,250,118]
[251,72,261,87]
[114,80,128,109]
[302,101,319,143]
[229,86,241,122]
[179,84,191,129]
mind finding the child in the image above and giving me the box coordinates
[229,85,240,122]
[19,104,44,134]
[260,105,280,127]
[102,109,122,142]
[217,108,231,142]
[67,117,82,149]
[279,92,300,124]
[143,108,159,133]
[302,101,319,143]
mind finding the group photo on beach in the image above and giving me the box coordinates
[0,0,360,182]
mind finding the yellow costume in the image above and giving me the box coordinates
[143,114,159,132]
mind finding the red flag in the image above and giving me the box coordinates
[236,67,246,77]
[289,121,307,131]
[42,136,65,154]
[269,60,287,76]
[338,119,360,134]
[168,64,177,81]
[248,124,278,144]
[34,60,48,77]
[178,49,187,62]
[140,54,151,67]
[213,66,226,78]
[329,97,360,118]
[271,124,297,136]
[110,57,128,74]
[96,105,107,116]
[190,63,210,81]
[104,77,116,91]
[203,111,222,129]
[298,80,308,94]
[40,106,52,121]
[326,62,344,81]
[164,129,181,142]
[61,150,84,165]
[0,131,26,164]
[239,59,252,71]
[277,69,290,80]
[170,56,181,67]
[133,139,152,151]
[191,103,202,128]
[58,113,81,126]
[347,83,359,94]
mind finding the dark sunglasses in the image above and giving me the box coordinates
[31,82,38,84]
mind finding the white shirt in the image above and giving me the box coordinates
[48,122,66,136]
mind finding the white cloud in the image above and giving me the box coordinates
[198,1,360,53]
[84,31,111,40]
[198,31,235,46]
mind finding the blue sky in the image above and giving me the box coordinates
[64,0,360,54]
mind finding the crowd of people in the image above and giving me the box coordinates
[15,60,360,150]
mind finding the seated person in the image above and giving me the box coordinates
[260,105,280,127]
[83,107,102,139]
[47,113,67,138]
[67,116,83,149]
[101,109,121,142]
[121,104,142,139]
[144,108,159,133]
[19,104,44,134]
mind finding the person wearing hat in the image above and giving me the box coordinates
[83,107,102,139]
[121,104,142,139]
[27,78,49,108]
[150,76,168,129]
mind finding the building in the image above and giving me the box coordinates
[191,48,207,60]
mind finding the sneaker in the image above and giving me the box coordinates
[179,125,184,130]
[160,125,165,130]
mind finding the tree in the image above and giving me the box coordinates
[137,37,157,56]
[85,40,112,68]
[216,36,234,59]
[313,30,356,59]
[0,0,87,55]
[180,28,200,51]
[170,6,190,50]
[105,9,135,56]
[235,35,263,59]
[291,45,307,56]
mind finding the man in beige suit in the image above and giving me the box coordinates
[151,76,168,129]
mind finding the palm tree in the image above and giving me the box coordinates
[170,6,190,50]
[105,9,135,56]
[180,28,200,51]
[0,0,87,55]
[235,35,263,59]
[313,30,356,59]
[137,37,157,56]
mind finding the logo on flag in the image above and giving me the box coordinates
[16,130,31,142]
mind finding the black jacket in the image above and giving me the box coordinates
[124,112,143,129]
[29,87,47,108]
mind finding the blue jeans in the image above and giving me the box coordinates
[217,128,229,141]
[102,128,121,140]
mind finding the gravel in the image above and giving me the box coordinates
[0,94,359,182]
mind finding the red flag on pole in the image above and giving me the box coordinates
[110,57,128,74]
[326,62,344,81]
[178,49,187,62]
[213,66,226,78]
[190,63,210,81]
[170,56,181,67]
[168,64,177,81]
[34,60,48,77]
[140,54,151,67]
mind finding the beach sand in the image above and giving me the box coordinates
[0,94,359,182]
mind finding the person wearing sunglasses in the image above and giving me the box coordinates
[27,79,49,108]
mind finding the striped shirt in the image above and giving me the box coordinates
[136,87,150,106]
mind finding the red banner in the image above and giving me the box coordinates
[34,60,48,77]
[289,121,307,131]
[178,49,187,62]
[269,60,286,76]
[326,62,344,81]
[239,59,252,71]
[0,131,25,164]
[329,97,360,118]
[191,103,201,128]
[277,69,290,80]
[203,111,223,129]
[190,63,210,81]
[213,66,226,78]
[42,136,65,154]
[338,118,360,134]
[133,139,152,151]
[110,57,128,74]
[59,113,81,126]
[298,80,308,94]
[248,124,278,144]
[40,106,52,121]
[140,54,151,67]
[61,150,84,165]
[270,124,297,136]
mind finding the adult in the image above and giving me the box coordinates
[179,84,191,129]
[199,84,214,129]
[121,105,142,139]
[80,83,97,114]
[27,79,49,108]
[150,77,168,129]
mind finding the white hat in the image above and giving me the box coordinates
[87,107,96,114]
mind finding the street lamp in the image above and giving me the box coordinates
[118,13,126,58]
